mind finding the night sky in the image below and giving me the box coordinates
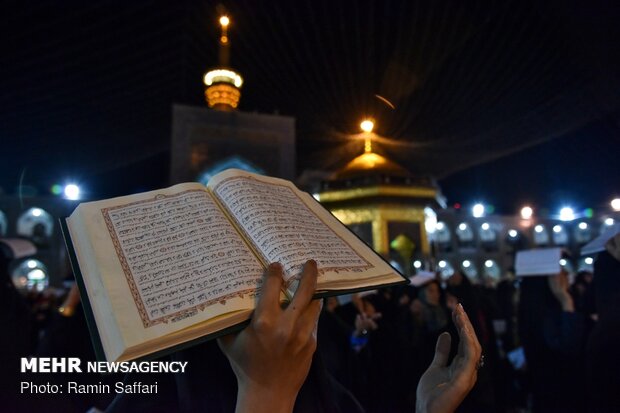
[2,0,619,214]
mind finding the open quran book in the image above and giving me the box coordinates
[62,169,406,362]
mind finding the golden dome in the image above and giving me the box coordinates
[331,151,412,181]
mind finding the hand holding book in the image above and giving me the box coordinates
[218,261,321,413]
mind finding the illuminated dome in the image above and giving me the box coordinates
[332,151,412,180]
[316,119,446,265]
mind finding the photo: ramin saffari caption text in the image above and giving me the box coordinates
[19,357,188,395]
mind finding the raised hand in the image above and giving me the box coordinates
[218,261,322,413]
[548,270,575,312]
[415,304,482,413]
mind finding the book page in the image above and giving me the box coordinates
[102,189,263,327]
[69,183,264,356]
[209,170,399,289]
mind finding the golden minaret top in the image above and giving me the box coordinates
[203,14,243,111]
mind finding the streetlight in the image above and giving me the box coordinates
[520,206,533,220]
[559,207,575,221]
[472,203,485,218]
[64,184,80,200]
[612,198,620,211]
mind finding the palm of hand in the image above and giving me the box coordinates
[417,346,471,413]
[415,305,481,413]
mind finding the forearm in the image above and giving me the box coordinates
[235,385,296,413]
[559,295,575,312]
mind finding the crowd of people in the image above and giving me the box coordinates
[1,235,619,413]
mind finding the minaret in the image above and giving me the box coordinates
[203,14,244,111]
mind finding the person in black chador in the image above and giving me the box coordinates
[0,239,35,411]
[518,265,586,413]
[586,246,620,413]
[446,271,498,412]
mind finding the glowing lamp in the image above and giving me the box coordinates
[472,203,485,218]
[360,119,374,133]
[64,184,80,200]
[520,206,533,220]
[559,207,575,221]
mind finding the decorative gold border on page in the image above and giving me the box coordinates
[102,190,256,328]
[212,176,375,277]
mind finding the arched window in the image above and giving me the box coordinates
[17,208,54,244]
[483,259,501,280]
[461,259,478,279]
[12,259,49,291]
[533,224,550,245]
[437,260,455,279]
[434,221,451,244]
[552,224,569,245]
[574,222,592,244]
[455,222,474,243]
[479,222,497,243]
[601,217,615,234]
